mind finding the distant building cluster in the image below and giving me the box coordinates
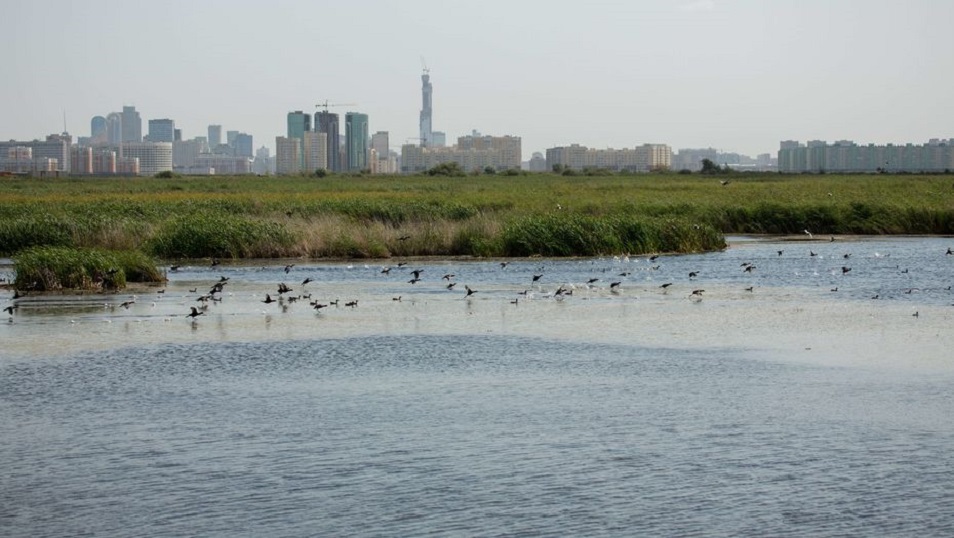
[401,132,522,173]
[545,144,672,172]
[778,139,954,173]
[0,105,263,177]
[276,109,396,175]
[7,69,951,179]
[672,148,776,172]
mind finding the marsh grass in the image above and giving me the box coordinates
[1,173,952,260]
[13,246,164,291]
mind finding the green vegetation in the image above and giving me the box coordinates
[13,246,164,291]
[0,173,952,274]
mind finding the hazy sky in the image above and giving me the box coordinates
[4,0,952,159]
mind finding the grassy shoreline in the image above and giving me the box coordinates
[2,173,952,263]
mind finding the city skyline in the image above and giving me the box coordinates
[3,1,952,161]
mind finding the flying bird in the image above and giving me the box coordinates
[465,285,477,297]
[262,294,276,304]
[302,277,314,286]
[284,264,295,274]
[187,307,204,319]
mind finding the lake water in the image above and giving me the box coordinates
[2,237,953,536]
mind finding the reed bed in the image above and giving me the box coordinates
[13,246,164,291]
[1,173,952,263]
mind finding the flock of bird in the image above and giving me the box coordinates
[3,240,953,324]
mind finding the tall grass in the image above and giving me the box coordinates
[146,215,295,259]
[1,173,952,260]
[13,246,164,291]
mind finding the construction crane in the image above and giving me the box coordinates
[315,100,357,113]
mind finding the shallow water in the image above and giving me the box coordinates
[2,237,954,536]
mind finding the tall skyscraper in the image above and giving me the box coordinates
[345,112,369,172]
[121,106,142,143]
[90,116,107,144]
[419,69,433,147]
[287,111,311,169]
[286,111,311,140]
[147,119,176,143]
[106,112,123,146]
[208,125,222,148]
[315,111,340,172]
[233,133,253,158]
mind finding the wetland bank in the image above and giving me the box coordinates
[1,173,953,268]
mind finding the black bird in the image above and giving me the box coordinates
[410,269,423,279]
[744,265,756,273]
[744,286,754,292]
[843,253,851,259]
[690,289,705,298]
[393,296,402,302]
[443,273,455,280]
[120,300,135,309]
[398,235,411,241]
[810,251,817,257]
[397,262,407,267]
[408,278,421,284]
[446,282,457,290]
[329,299,339,307]
[262,294,276,304]
[660,282,673,289]
[618,272,631,277]
[500,262,509,269]
[532,274,543,282]
[842,266,852,274]
[381,267,392,274]
[3,305,16,315]
[587,278,599,284]
[777,250,784,256]
[284,264,295,274]
[277,283,292,294]
[831,287,838,292]
[465,285,477,297]
[649,255,659,262]
[302,277,314,286]
[947,247,953,255]
[170,265,180,271]
[189,287,198,293]
[187,306,204,319]
[688,271,699,279]
[345,300,358,308]
[610,281,621,289]
[312,302,328,310]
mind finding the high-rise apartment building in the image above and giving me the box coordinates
[315,111,340,172]
[121,106,142,143]
[371,131,389,157]
[545,143,672,172]
[419,69,433,147]
[303,131,328,172]
[147,119,176,143]
[275,136,302,175]
[345,112,369,172]
[777,139,954,173]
